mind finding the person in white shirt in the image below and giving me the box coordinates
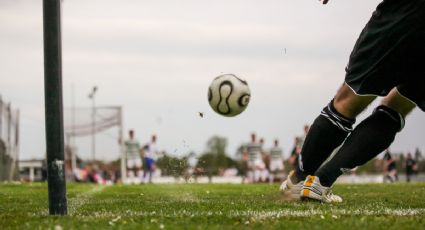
[268,139,284,183]
[124,130,142,184]
[244,133,267,183]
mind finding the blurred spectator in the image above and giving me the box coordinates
[143,134,159,183]
[296,125,310,151]
[288,136,301,168]
[223,167,238,177]
[288,125,310,170]
[383,149,398,183]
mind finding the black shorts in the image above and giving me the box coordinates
[345,0,425,111]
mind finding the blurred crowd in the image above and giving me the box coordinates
[58,125,423,185]
[382,149,419,183]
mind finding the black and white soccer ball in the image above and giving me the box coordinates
[208,74,251,117]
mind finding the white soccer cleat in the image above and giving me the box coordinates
[300,175,343,203]
[279,170,304,200]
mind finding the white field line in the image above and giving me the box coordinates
[228,208,425,218]
[81,208,425,219]
[168,191,201,203]
[68,185,106,215]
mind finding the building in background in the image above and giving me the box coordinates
[18,159,45,182]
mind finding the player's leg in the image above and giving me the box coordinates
[271,161,284,183]
[253,160,263,182]
[269,161,276,183]
[314,88,416,187]
[301,0,424,202]
[282,84,373,199]
[261,161,268,182]
[127,159,135,183]
[269,170,275,184]
[386,174,394,183]
[247,170,253,183]
[294,83,375,182]
[142,157,149,183]
[137,167,144,184]
[383,169,389,183]
[254,169,260,183]
[148,161,155,183]
[247,161,254,183]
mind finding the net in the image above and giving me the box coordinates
[64,106,121,137]
[63,106,126,181]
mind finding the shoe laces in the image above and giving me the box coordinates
[325,189,342,202]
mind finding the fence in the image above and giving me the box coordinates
[0,95,20,181]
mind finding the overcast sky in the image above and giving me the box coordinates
[1,0,424,161]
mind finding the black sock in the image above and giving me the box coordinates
[316,105,404,187]
[295,100,355,181]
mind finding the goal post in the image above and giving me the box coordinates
[118,107,127,183]
[63,106,126,182]
[43,0,67,215]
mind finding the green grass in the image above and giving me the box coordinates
[1,183,425,229]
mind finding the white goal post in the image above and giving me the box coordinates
[63,106,127,182]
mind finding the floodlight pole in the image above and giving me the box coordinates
[43,0,67,215]
[88,86,97,161]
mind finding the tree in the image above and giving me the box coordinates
[415,148,423,161]
[156,153,187,177]
[197,136,237,176]
[206,136,227,156]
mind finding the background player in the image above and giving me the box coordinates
[245,133,267,183]
[383,149,398,183]
[288,136,301,169]
[405,153,417,182]
[124,130,142,184]
[142,134,159,183]
[268,139,284,184]
[297,125,309,152]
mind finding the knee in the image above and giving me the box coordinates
[381,89,416,118]
[333,97,365,118]
[373,105,405,132]
[333,83,375,118]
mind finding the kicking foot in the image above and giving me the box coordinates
[279,170,304,200]
[300,175,342,203]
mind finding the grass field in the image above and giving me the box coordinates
[1,183,425,229]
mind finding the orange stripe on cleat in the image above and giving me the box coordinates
[302,176,315,198]
[303,188,310,197]
[305,176,314,187]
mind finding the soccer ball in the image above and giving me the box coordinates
[208,74,251,117]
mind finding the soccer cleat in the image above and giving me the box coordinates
[279,170,304,200]
[300,175,343,203]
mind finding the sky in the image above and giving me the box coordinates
[1,0,424,161]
